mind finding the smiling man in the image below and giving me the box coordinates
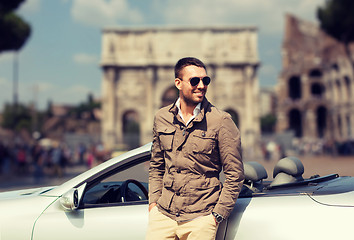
[146,57,244,240]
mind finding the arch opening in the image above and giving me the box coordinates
[122,110,140,150]
[288,76,302,100]
[289,109,302,137]
[316,106,327,138]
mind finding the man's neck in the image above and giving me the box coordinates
[178,98,201,125]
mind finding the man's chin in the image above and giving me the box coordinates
[194,96,204,103]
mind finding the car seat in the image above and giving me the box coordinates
[270,156,304,187]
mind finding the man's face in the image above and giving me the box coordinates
[175,65,208,105]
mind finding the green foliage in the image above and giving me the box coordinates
[0,0,31,52]
[261,114,277,133]
[317,0,354,69]
[0,0,24,12]
[1,103,32,131]
[69,93,101,119]
[317,0,354,44]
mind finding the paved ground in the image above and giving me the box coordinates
[1,154,354,192]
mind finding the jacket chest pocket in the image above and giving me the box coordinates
[158,127,176,151]
[192,131,216,154]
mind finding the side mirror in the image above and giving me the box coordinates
[60,182,87,211]
[60,188,79,211]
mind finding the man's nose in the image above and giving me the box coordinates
[197,79,206,88]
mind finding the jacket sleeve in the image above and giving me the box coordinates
[213,113,244,218]
[148,116,166,204]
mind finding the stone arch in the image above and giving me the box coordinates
[344,76,351,101]
[225,109,240,129]
[316,106,327,138]
[338,115,343,137]
[122,110,140,149]
[161,86,178,107]
[288,76,302,100]
[311,83,325,97]
[346,114,351,138]
[309,69,322,77]
[332,63,339,72]
[336,79,342,103]
[289,109,302,137]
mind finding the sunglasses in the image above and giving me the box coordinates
[186,76,211,87]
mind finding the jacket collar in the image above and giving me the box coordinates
[169,98,210,125]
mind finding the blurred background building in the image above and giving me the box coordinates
[100,26,261,158]
[276,14,354,154]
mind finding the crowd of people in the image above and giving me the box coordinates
[0,141,111,182]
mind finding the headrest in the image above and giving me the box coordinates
[244,161,268,182]
[273,156,304,178]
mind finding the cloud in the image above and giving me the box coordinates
[0,53,14,64]
[71,0,143,27]
[73,53,98,65]
[159,0,323,34]
[18,0,41,15]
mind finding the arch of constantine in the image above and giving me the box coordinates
[100,26,261,158]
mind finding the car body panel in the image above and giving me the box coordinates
[33,200,148,240]
[0,195,58,240]
[226,194,353,240]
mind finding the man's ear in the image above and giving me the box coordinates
[175,78,182,90]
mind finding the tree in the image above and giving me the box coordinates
[0,0,31,52]
[261,114,277,134]
[317,0,354,69]
[1,103,32,131]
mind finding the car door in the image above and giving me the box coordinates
[33,157,150,240]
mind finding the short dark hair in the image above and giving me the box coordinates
[174,57,207,79]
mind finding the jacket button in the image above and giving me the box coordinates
[176,191,180,196]
[176,212,180,217]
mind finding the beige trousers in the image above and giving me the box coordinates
[145,207,219,240]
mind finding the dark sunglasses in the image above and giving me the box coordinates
[188,76,211,87]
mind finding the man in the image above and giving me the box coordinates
[146,57,244,240]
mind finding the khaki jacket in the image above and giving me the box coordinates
[149,98,244,222]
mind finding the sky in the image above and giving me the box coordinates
[0,0,325,111]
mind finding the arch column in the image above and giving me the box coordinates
[101,66,118,150]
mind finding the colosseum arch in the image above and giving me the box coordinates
[289,76,302,100]
[335,79,342,103]
[316,106,327,138]
[309,69,322,78]
[311,83,325,98]
[344,76,352,102]
[289,109,302,137]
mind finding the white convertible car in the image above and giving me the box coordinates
[0,143,353,240]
